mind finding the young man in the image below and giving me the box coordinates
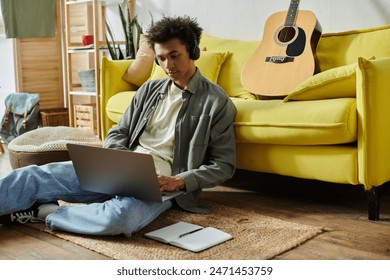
[0,16,237,236]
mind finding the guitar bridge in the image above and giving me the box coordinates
[265,56,294,63]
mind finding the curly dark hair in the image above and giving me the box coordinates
[145,15,203,55]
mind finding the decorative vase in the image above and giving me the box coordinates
[77,69,95,92]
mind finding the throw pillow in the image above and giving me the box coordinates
[283,57,374,102]
[122,34,155,87]
[283,63,357,102]
[149,51,229,83]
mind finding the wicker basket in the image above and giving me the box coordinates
[40,108,69,127]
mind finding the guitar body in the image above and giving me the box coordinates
[241,10,322,97]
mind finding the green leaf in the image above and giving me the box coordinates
[118,4,130,58]
[105,21,118,60]
[105,1,149,60]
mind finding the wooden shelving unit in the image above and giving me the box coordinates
[63,0,121,136]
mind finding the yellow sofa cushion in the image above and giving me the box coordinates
[199,34,259,99]
[233,98,357,145]
[317,24,390,71]
[106,91,137,124]
[283,63,357,102]
[108,95,358,146]
[149,51,229,83]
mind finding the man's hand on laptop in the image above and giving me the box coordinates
[157,175,185,192]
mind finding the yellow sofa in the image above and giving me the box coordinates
[100,25,390,220]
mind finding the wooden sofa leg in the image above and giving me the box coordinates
[367,187,380,221]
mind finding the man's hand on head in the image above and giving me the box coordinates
[157,175,185,192]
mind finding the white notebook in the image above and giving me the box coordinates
[145,222,233,252]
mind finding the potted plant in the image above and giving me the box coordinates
[79,1,147,91]
[105,2,144,60]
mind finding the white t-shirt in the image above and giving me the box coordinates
[133,82,183,176]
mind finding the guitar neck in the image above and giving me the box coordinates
[284,0,300,27]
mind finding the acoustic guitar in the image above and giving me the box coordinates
[241,0,322,97]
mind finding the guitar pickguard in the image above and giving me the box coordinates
[266,27,306,63]
[286,27,306,56]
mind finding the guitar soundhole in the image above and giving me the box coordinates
[277,27,296,43]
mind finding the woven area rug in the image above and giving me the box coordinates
[27,192,323,260]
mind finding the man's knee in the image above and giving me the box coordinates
[97,198,142,235]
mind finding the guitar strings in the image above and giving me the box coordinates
[280,0,299,43]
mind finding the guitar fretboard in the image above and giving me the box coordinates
[285,0,300,27]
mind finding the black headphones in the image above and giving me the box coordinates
[154,34,200,66]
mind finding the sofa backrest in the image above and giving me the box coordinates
[200,34,259,99]
[166,25,390,99]
[316,24,390,72]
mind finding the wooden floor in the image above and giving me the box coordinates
[0,144,389,260]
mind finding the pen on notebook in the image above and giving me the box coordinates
[179,228,203,238]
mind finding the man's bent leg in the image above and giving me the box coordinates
[0,161,108,216]
[46,196,173,236]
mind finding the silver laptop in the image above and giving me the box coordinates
[66,143,183,202]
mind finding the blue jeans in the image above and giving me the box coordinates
[0,161,172,236]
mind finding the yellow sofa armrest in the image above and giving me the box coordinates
[100,57,138,139]
[356,57,390,189]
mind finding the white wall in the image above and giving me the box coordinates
[0,2,16,119]
[0,37,16,119]
[106,4,125,42]
[134,0,390,40]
